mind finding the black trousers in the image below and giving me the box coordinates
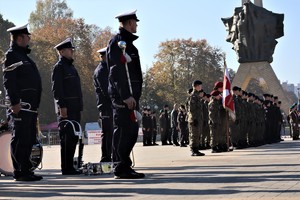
[58,111,80,172]
[99,109,113,162]
[143,129,152,145]
[11,111,37,178]
[113,107,138,173]
[172,127,179,144]
[179,126,188,144]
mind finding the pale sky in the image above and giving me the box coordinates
[0,0,299,85]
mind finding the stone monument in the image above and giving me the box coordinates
[222,0,292,113]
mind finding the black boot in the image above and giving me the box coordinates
[190,148,205,156]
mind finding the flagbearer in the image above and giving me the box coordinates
[209,90,223,153]
[221,61,236,152]
[212,81,228,152]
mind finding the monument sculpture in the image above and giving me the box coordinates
[222,1,284,63]
[221,0,292,113]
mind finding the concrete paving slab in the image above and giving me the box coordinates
[1,138,300,200]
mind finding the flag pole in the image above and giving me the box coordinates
[223,55,230,151]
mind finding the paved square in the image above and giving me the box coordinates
[1,138,300,200]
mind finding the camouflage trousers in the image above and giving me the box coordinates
[210,124,226,147]
[189,122,202,149]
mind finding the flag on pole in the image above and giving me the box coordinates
[222,61,236,121]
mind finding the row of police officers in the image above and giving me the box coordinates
[3,10,144,181]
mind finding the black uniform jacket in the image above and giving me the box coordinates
[3,42,42,110]
[52,56,83,112]
[107,27,143,106]
[93,60,112,113]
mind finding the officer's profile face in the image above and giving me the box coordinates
[129,19,138,33]
[60,48,74,59]
[17,34,30,47]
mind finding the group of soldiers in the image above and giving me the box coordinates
[287,102,300,140]
[142,79,287,157]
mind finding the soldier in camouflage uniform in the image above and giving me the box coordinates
[273,96,283,142]
[255,96,265,145]
[213,82,228,152]
[187,80,205,156]
[289,103,299,140]
[209,90,223,153]
[247,93,257,147]
[240,90,249,148]
[198,90,206,150]
[202,93,211,149]
[231,86,242,148]
[254,95,263,146]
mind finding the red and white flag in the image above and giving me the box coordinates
[222,61,236,121]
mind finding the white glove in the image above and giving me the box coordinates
[124,53,132,63]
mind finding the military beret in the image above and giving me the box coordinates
[214,82,223,89]
[115,10,140,22]
[232,86,240,91]
[193,80,202,87]
[7,23,31,35]
[164,104,169,108]
[274,96,278,100]
[54,38,75,50]
[263,93,270,97]
[210,90,220,97]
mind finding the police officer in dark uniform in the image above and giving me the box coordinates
[160,105,171,145]
[52,38,83,175]
[93,47,113,162]
[3,24,42,181]
[142,108,152,146]
[177,104,188,147]
[150,110,158,145]
[171,103,180,146]
[107,10,144,179]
